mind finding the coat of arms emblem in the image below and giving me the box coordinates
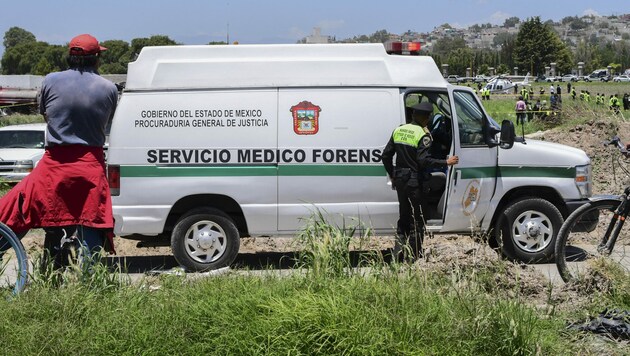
[290,101,321,135]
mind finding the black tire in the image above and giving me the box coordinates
[0,222,28,295]
[554,199,629,283]
[171,209,240,272]
[495,197,563,263]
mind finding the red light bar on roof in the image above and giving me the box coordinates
[385,41,421,55]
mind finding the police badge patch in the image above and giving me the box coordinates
[421,135,432,147]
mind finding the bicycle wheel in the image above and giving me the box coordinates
[555,199,630,283]
[0,223,29,295]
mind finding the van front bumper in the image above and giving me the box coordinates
[564,198,595,216]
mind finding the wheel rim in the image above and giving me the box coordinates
[184,220,227,264]
[511,210,553,253]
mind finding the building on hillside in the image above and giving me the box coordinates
[305,28,332,44]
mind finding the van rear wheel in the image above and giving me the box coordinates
[171,211,239,272]
[495,198,563,263]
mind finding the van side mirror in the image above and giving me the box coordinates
[500,120,515,149]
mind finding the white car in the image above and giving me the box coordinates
[613,75,630,82]
[0,123,46,182]
[561,74,578,82]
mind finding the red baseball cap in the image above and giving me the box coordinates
[68,34,107,56]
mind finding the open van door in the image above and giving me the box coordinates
[441,89,498,232]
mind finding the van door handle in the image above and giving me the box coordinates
[453,169,460,186]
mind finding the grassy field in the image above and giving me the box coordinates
[480,81,630,135]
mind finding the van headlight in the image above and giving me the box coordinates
[14,160,34,173]
[575,164,592,198]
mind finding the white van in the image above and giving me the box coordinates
[107,44,592,271]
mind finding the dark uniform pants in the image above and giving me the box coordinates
[393,169,426,260]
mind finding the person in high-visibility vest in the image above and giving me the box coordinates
[571,87,576,100]
[610,94,621,113]
[381,102,459,261]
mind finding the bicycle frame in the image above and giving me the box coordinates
[599,186,630,254]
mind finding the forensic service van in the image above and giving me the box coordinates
[107,43,592,271]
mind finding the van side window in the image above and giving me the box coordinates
[454,91,485,146]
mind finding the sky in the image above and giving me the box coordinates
[0,0,627,57]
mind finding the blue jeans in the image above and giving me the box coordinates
[43,225,104,269]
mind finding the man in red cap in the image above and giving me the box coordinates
[0,34,118,268]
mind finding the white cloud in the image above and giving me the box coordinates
[284,20,344,41]
[489,11,512,25]
[582,8,600,17]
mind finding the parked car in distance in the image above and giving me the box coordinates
[0,123,46,182]
[473,75,489,83]
[587,69,611,82]
[613,75,630,82]
[535,75,557,82]
[561,74,579,82]
[446,75,461,83]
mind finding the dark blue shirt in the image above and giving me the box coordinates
[39,68,118,147]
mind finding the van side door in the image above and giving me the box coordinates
[442,89,498,232]
[276,88,399,232]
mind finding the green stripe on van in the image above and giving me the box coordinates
[120,165,575,179]
[458,166,576,179]
[120,165,386,177]
[120,165,277,177]
[279,165,385,176]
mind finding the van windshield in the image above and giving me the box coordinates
[0,130,45,149]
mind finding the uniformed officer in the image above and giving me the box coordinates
[382,101,459,262]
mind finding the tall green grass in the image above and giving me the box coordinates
[1,264,576,355]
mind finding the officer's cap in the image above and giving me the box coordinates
[410,102,434,113]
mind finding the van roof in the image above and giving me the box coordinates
[125,44,447,91]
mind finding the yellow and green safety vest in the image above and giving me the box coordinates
[392,124,425,148]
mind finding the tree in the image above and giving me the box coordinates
[3,27,36,50]
[1,41,63,74]
[432,36,466,56]
[99,40,131,74]
[503,17,520,28]
[514,17,574,75]
[493,32,516,48]
[446,47,474,75]
[370,30,390,43]
[496,63,509,74]
[129,35,178,58]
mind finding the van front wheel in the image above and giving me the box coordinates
[171,212,240,271]
[496,198,563,263]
